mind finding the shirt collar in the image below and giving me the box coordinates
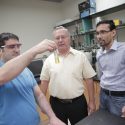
[69,47,75,55]
[97,40,118,59]
[110,40,118,51]
[56,47,75,57]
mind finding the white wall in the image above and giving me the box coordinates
[1,0,125,55]
[96,0,125,12]
[0,0,63,57]
[61,0,84,19]
[55,0,85,26]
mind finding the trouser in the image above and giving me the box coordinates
[100,88,125,116]
[50,94,88,125]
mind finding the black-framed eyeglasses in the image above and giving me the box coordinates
[1,43,22,49]
[95,30,111,36]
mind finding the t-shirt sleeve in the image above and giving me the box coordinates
[26,68,37,87]
[82,53,96,79]
[40,59,50,81]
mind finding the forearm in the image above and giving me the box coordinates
[85,78,96,114]
[85,78,95,103]
[37,92,55,119]
[0,39,55,85]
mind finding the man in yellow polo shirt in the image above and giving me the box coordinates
[40,26,96,125]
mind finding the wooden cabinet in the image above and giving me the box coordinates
[84,80,100,110]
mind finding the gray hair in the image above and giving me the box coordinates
[53,26,70,36]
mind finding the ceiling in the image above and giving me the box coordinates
[41,0,64,2]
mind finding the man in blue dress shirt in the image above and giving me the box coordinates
[96,20,125,117]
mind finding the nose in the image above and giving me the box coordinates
[59,37,63,41]
[96,33,103,41]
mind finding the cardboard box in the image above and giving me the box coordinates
[80,7,96,18]
[78,0,96,13]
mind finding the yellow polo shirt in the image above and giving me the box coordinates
[40,48,96,99]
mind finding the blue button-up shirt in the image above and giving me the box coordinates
[96,40,125,91]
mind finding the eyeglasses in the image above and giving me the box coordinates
[1,43,22,49]
[95,30,111,36]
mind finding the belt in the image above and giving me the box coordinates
[102,88,125,97]
[50,95,83,103]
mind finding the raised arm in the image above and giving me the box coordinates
[0,39,56,85]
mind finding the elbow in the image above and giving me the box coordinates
[0,79,5,86]
[0,75,8,86]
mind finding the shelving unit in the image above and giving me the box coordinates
[55,3,125,50]
[75,24,125,36]
[55,2,125,79]
[90,3,125,18]
[57,3,125,27]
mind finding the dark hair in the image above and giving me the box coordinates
[96,20,116,31]
[0,32,19,48]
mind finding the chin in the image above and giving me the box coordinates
[58,47,64,50]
